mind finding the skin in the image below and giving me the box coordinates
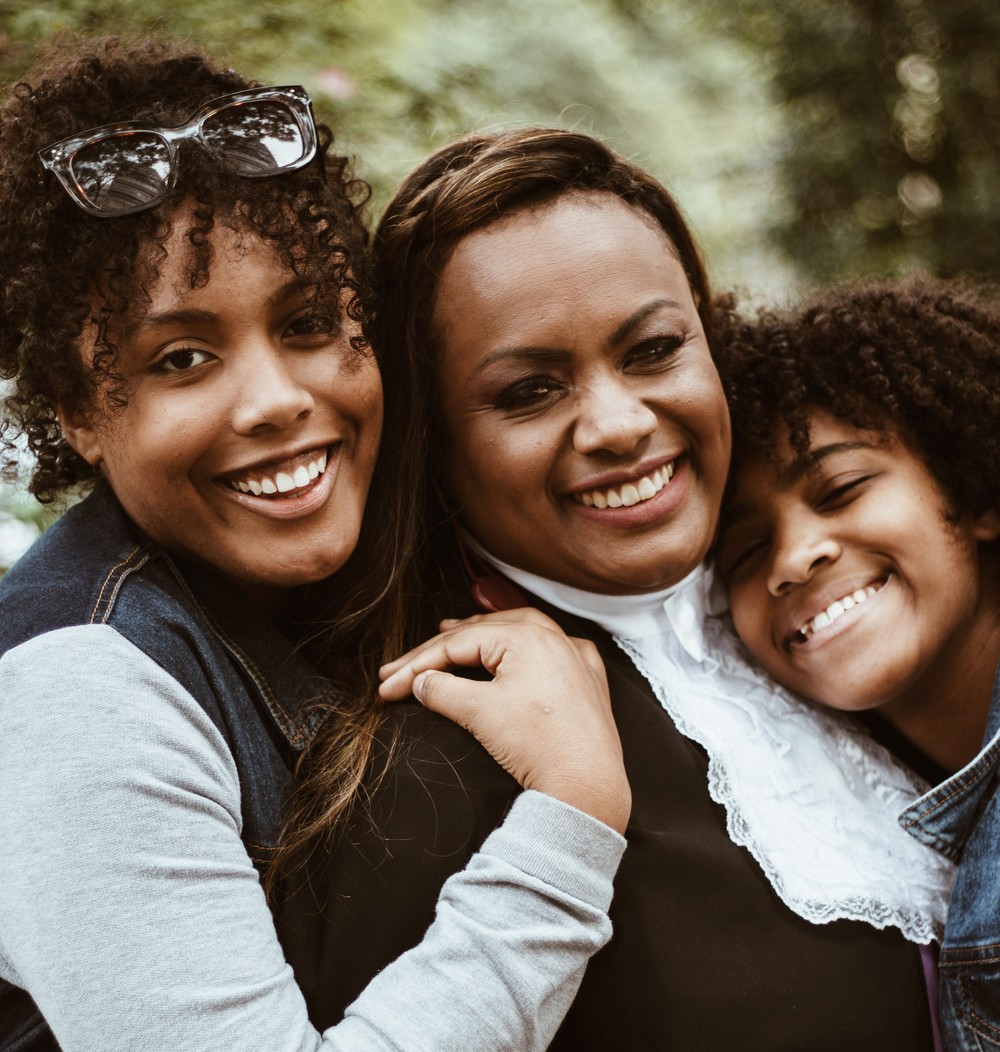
[60,217,383,608]
[433,192,732,596]
[718,410,1000,771]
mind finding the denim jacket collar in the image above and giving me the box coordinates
[899,663,1000,863]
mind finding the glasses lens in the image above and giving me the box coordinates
[201,99,307,175]
[72,132,171,214]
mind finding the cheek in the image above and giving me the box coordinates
[455,423,553,500]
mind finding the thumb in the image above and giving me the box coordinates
[411,669,485,729]
[411,669,440,704]
[412,669,463,714]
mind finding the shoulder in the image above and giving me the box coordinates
[344,701,521,865]
[0,623,235,778]
[0,487,163,652]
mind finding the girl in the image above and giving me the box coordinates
[279,129,956,1049]
[0,38,630,1050]
[715,276,1000,1050]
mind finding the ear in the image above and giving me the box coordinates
[971,507,1000,543]
[56,404,104,468]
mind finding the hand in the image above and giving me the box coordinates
[380,608,631,833]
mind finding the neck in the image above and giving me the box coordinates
[881,557,1000,774]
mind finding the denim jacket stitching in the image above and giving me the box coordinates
[159,552,328,751]
[88,545,157,625]
[941,942,1000,964]
[203,610,307,748]
[959,975,1000,1043]
[900,758,995,832]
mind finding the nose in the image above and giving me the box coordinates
[572,378,658,456]
[231,345,314,435]
[766,518,841,596]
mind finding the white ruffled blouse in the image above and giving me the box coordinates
[473,543,955,944]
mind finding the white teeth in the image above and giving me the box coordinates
[796,581,885,641]
[575,462,676,510]
[228,449,328,498]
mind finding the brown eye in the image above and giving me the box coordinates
[286,311,341,339]
[156,348,213,372]
[625,334,684,371]
[493,377,563,412]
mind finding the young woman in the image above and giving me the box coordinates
[0,39,631,1050]
[278,129,956,1049]
[714,276,1000,1051]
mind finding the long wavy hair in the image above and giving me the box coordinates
[0,36,422,882]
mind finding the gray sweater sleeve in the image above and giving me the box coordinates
[0,624,625,1052]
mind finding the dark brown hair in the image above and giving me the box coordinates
[371,127,714,527]
[715,275,1000,518]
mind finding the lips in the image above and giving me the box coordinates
[220,447,328,499]
[788,576,889,646]
[573,460,676,510]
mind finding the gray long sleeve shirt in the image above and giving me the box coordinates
[0,624,625,1051]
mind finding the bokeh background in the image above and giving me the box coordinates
[2,0,998,571]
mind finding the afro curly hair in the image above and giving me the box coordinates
[715,275,1000,520]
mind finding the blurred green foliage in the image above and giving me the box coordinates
[710,0,1000,281]
[0,0,998,568]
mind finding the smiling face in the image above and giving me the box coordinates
[62,219,382,604]
[432,192,731,595]
[719,410,1000,723]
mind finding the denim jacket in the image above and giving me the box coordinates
[0,482,334,1050]
[900,664,1000,1052]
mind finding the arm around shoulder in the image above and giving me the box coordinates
[0,626,624,1051]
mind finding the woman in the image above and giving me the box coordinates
[0,42,630,1050]
[283,130,956,1048]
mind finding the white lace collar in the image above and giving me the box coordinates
[472,541,955,943]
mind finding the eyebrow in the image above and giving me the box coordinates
[470,297,684,376]
[722,440,876,531]
[127,279,305,336]
[776,440,876,486]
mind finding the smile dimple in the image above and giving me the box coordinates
[223,448,328,498]
[573,461,675,509]
[790,577,888,645]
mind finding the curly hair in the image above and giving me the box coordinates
[715,275,1000,518]
[0,35,373,502]
[0,35,425,885]
[372,127,714,529]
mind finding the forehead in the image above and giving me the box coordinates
[432,192,687,343]
[447,191,676,277]
[730,412,896,500]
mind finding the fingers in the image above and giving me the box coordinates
[379,607,567,682]
[379,620,561,700]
